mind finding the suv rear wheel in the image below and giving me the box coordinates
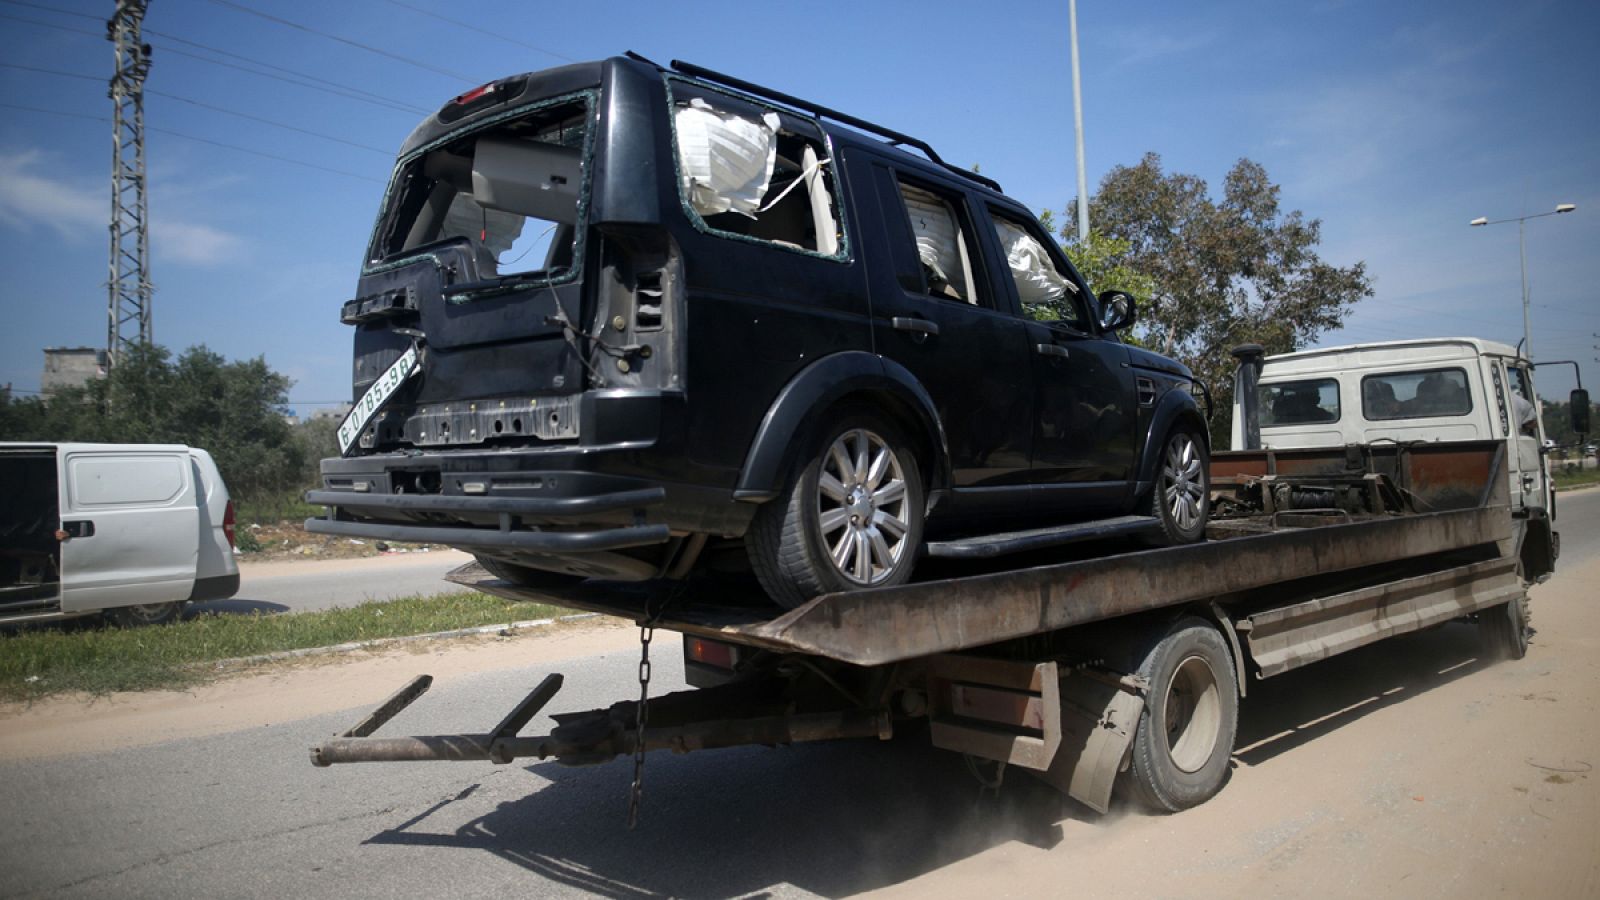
[748,414,925,609]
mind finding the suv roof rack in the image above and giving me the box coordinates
[664,58,1003,194]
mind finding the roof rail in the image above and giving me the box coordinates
[666,59,1003,194]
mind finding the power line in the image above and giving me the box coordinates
[204,0,478,84]
[0,6,430,117]
[0,102,386,183]
[1,63,393,154]
[379,0,578,64]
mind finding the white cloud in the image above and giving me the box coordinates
[152,219,243,265]
[0,150,103,237]
[0,148,246,266]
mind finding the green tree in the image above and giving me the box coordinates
[0,343,304,503]
[1057,153,1373,443]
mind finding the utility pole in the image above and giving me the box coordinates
[107,0,153,366]
[1068,0,1088,243]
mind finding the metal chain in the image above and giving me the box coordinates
[626,623,653,829]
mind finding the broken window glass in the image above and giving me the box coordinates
[669,84,843,257]
[372,96,591,280]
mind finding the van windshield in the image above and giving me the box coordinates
[370,94,592,280]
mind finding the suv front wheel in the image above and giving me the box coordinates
[1151,427,1209,544]
[748,414,925,609]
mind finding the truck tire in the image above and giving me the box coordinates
[1149,427,1209,545]
[1124,617,1239,812]
[747,413,925,609]
[1478,593,1531,661]
[103,602,184,628]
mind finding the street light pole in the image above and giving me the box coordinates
[1470,203,1576,361]
[1069,0,1089,243]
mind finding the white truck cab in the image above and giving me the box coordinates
[1231,337,1588,583]
[0,442,240,626]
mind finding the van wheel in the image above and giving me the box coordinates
[1123,618,1239,813]
[104,602,184,628]
[1150,427,1209,544]
[1479,592,1531,661]
[748,414,925,609]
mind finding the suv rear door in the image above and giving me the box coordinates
[846,153,1034,520]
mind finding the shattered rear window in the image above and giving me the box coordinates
[666,78,846,260]
[371,93,594,279]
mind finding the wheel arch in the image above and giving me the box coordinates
[1135,386,1209,490]
[733,352,950,503]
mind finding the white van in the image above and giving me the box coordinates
[1232,337,1589,584]
[0,442,240,626]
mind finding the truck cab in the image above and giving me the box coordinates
[1231,337,1588,582]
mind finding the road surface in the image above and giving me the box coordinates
[2,490,1598,898]
[192,550,476,617]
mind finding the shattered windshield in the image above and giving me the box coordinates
[371,94,593,279]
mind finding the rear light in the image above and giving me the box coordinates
[452,83,496,105]
[685,636,738,670]
[223,500,236,549]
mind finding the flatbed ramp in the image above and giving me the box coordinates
[451,501,1510,666]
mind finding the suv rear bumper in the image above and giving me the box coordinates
[304,487,672,553]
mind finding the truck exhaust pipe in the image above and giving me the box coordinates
[1231,344,1265,451]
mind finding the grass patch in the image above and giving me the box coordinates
[0,591,571,702]
[235,490,323,525]
[1552,465,1600,491]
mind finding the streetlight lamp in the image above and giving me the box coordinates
[1470,203,1577,360]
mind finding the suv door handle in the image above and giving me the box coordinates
[58,520,95,539]
[890,317,940,337]
[1034,343,1070,359]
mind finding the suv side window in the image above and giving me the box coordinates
[988,209,1089,330]
[666,80,844,258]
[892,178,985,306]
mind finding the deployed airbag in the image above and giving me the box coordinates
[675,99,780,218]
[995,220,1075,306]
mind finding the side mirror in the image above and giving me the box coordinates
[1097,290,1137,333]
[1572,388,1591,435]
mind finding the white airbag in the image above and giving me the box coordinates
[675,99,780,218]
[995,220,1075,306]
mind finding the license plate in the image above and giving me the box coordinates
[338,344,419,455]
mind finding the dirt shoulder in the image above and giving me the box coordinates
[0,616,637,762]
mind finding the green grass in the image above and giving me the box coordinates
[1552,465,1600,491]
[0,592,571,702]
[235,491,323,525]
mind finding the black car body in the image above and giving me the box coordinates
[309,55,1209,605]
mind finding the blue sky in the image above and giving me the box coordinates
[0,0,1596,411]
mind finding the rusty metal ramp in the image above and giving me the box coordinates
[449,500,1510,668]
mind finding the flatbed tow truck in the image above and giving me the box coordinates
[309,429,1533,815]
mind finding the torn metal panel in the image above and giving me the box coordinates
[1036,672,1144,814]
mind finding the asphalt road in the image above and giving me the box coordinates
[191,550,476,617]
[4,490,1598,898]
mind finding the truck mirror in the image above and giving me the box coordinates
[1572,389,1591,435]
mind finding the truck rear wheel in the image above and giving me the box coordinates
[1124,618,1238,812]
[1478,592,1531,661]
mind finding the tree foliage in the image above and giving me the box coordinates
[1056,153,1374,443]
[0,343,305,502]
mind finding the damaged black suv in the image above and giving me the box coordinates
[309,55,1210,608]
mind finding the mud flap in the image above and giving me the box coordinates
[1035,671,1144,814]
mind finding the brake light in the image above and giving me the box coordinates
[452,83,495,105]
[223,500,236,549]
